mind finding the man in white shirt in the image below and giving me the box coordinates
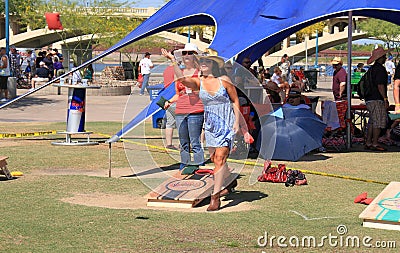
[138,52,154,95]
[385,56,395,90]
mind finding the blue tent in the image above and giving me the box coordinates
[90,0,400,63]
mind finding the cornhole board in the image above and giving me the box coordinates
[388,113,400,120]
[359,182,400,231]
[146,166,238,208]
[0,156,13,180]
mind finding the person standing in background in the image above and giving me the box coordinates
[138,52,154,95]
[279,54,291,81]
[9,45,21,78]
[0,47,10,102]
[331,57,347,101]
[162,50,178,150]
[393,63,400,114]
[364,47,389,151]
[385,55,395,90]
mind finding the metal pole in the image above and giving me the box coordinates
[108,142,112,178]
[5,0,9,53]
[315,30,319,68]
[346,12,353,149]
[305,35,308,70]
[188,26,191,43]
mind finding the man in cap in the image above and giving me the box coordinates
[364,47,389,151]
[9,45,21,78]
[138,52,154,95]
[331,57,347,101]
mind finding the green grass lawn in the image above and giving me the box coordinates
[1,121,400,252]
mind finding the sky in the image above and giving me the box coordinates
[132,0,166,8]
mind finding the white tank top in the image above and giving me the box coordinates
[0,54,10,76]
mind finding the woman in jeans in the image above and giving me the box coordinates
[162,43,205,171]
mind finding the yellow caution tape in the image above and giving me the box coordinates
[0,130,57,139]
[96,132,388,185]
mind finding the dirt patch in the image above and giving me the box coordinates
[61,192,256,213]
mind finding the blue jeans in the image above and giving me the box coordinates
[140,73,150,95]
[176,113,205,166]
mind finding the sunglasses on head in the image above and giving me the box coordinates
[199,58,213,64]
[182,51,195,56]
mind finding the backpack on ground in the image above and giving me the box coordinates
[356,68,372,100]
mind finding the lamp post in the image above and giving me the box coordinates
[304,35,308,70]
[314,30,319,69]
[188,26,191,43]
[5,0,9,53]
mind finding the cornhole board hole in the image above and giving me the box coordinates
[0,156,13,180]
[359,182,400,231]
[146,166,238,208]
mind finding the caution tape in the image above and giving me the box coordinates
[95,132,179,153]
[0,130,58,139]
[96,132,389,185]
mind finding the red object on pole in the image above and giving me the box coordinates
[45,12,63,30]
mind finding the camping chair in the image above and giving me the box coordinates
[321,100,349,151]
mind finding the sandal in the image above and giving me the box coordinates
[370,145,387,151]
[166,145,179,150]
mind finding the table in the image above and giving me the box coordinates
[52,84,101,146]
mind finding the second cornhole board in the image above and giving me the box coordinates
[359,182,400,231]
[146,166,238,208]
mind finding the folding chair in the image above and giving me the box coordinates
[321,100,349,151]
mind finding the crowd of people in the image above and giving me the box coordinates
[0,46,95,102]
[328,47,400,151]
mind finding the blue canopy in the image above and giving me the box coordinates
[91,0,400,64]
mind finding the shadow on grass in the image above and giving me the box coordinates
[197,190,269,210]
[0,177,18,182]
[1,96,58,110]
[122,163,180,178]
[296,153,330,161]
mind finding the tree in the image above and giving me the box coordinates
[295,22,325,42]
[15,0,137,65]
[358,18,400,57]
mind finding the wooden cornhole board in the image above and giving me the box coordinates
[146,166,238,208]
[0,156,13,180]
[359,182,400,231]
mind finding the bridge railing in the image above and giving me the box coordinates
[69,6,159,17]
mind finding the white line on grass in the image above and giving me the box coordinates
[290,210,340,220]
